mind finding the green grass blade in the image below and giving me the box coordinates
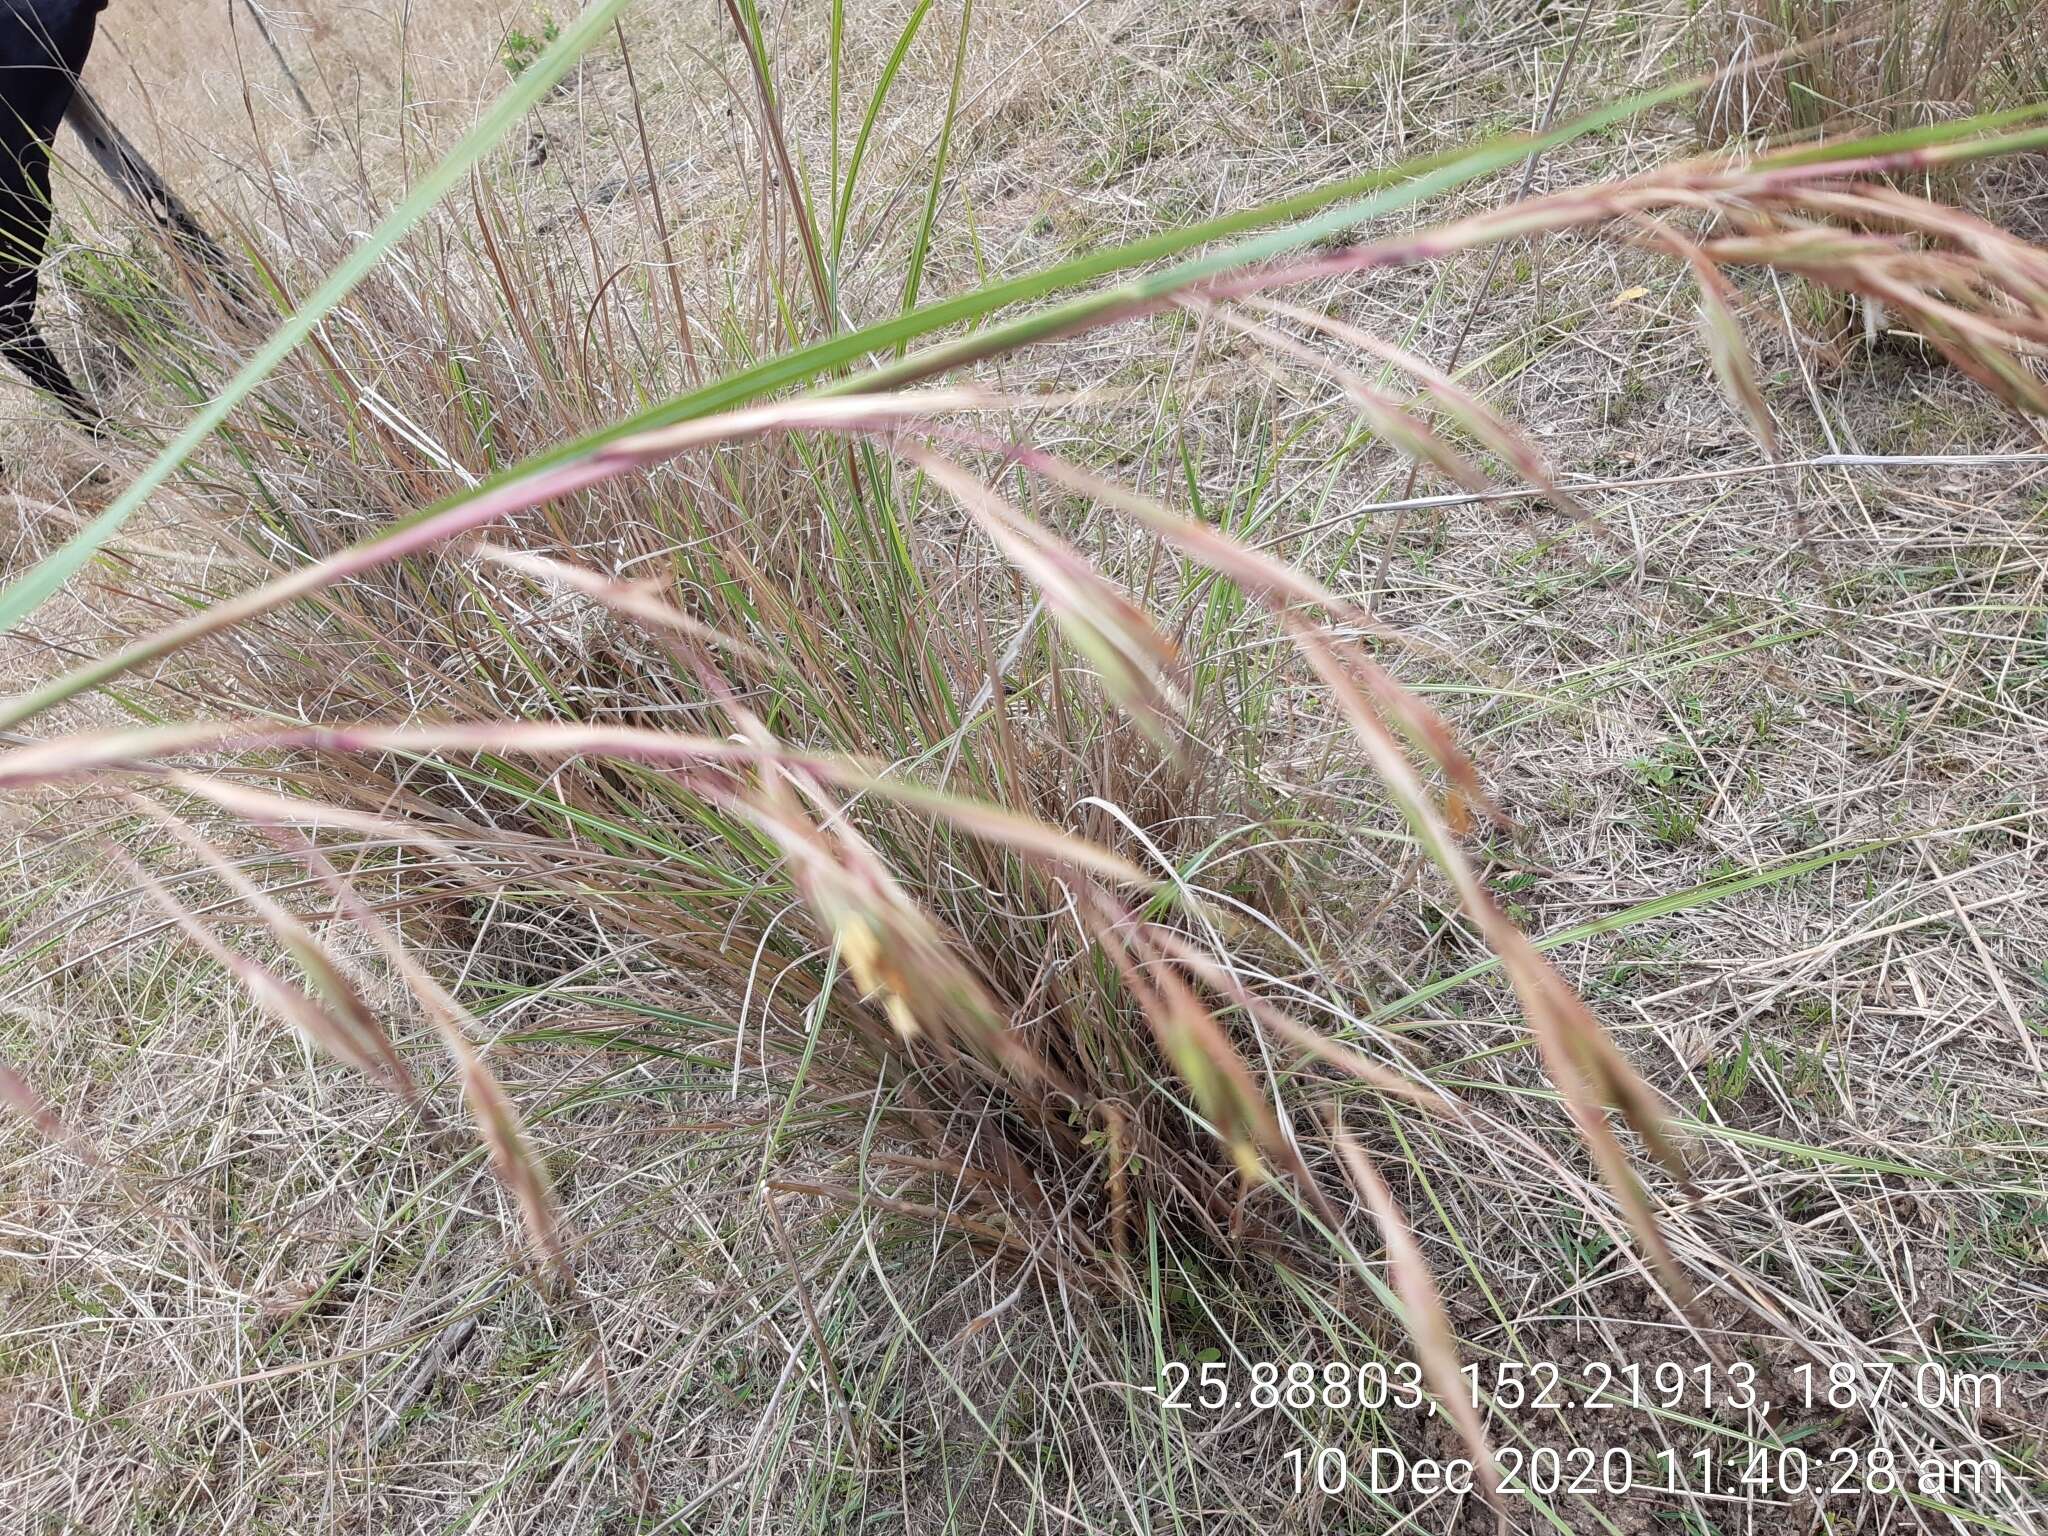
[1750,98,2048,165]
[830,0,934,268]
[898,0,973,324]
[828,0,843,236]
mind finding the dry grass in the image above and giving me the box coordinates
[3,1,2046,1533]
[1691,0,2048,143]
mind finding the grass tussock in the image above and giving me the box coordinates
[10,105,2044,1278]
[1693,0,2048,144]
[5,7,2048,1529]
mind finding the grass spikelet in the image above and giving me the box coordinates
[107,841,418,1098]
[1328,1113,1505,1527]
[1192,298,1499,499]
[1286,620,1699,1311]
[1245,295,1589,522]
[246,824,572,1290]
[128,795,418,1102]
[905,443,1186,741]
[739,786,1041,1087]
[1084,901,1286,1188]
[1641,217,1782,458]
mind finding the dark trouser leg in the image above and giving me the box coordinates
[1,325,92,425]
[0,264,93,428]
